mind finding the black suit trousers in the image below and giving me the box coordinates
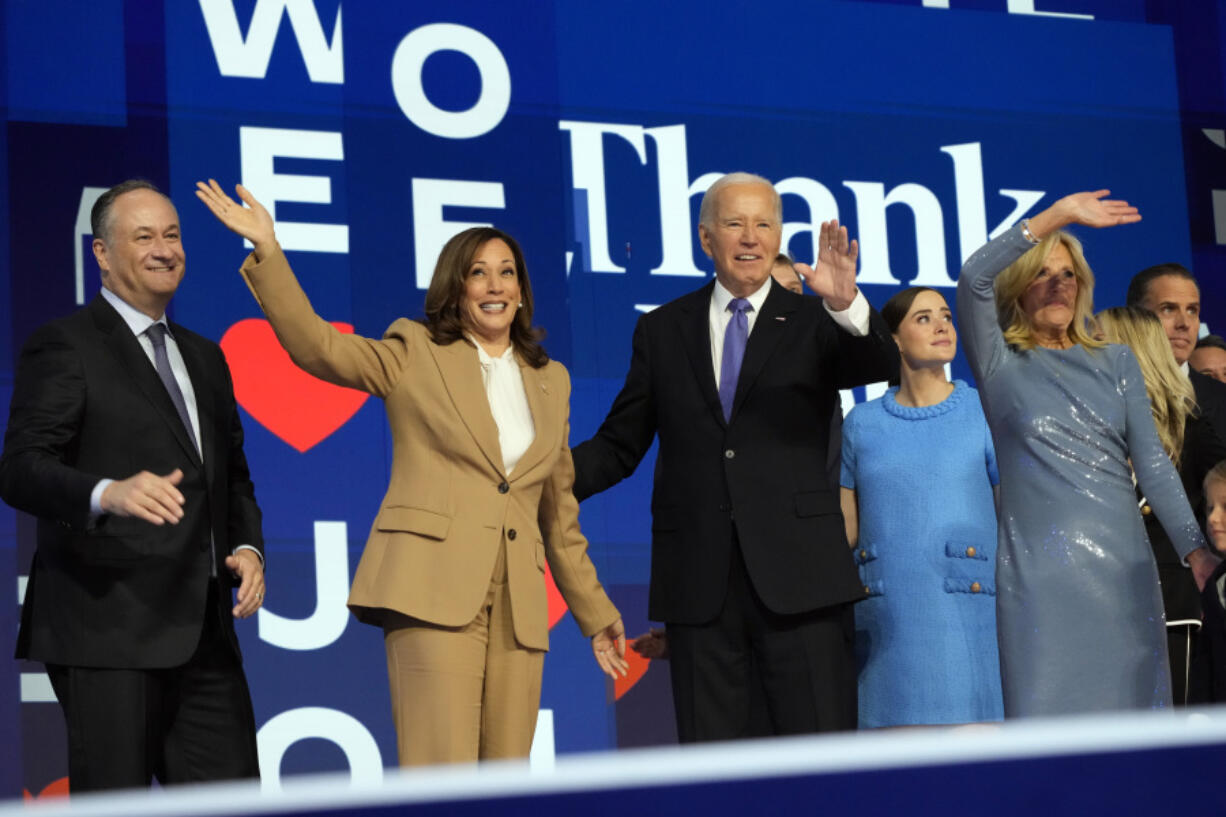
[666,534,857,742]
[46,581,260,792]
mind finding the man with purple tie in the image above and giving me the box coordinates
[572,172,897,740]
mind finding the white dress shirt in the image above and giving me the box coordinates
[708,278,872,390]
[474,340,536,475]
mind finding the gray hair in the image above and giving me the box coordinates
[698,172,781,229]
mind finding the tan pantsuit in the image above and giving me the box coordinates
[239,248,619,765]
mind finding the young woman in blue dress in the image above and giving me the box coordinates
[840,287,1003,727]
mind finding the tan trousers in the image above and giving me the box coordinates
[383,542,545,765]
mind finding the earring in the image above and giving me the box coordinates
[518,302,523,308]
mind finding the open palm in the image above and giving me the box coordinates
[195,179,277,249]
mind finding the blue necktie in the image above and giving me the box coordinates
[719,298,752,421]
[146,323,198,454]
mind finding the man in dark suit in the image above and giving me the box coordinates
[1128,263,1226,703]
[0,180,266,790]
[572,173,897,741]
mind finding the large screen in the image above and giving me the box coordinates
[4,0,1225,798]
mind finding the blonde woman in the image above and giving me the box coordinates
[1095,307,1195,465]
[1096,305,1226,704]
[956,190,1218,717]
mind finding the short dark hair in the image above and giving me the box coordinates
[90,179,164,245]
[772,252,800,282]
[881,286,940,334]
[421,227,548,368]
[1196,334,1226,353]
[1126,263,1198,307]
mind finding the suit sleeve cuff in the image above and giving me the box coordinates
[233,544,264,568]
[824,290,870,337]
[89,479,113,518]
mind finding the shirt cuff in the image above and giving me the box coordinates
[89,479,114,517]
[823,290,871,337]
[233,544,265,568]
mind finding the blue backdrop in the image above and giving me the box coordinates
[4,0,1226,799]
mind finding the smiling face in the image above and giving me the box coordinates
[894,289,956,369]
[92,188,185,318]
[459,238,521,352]
[1140,274,1201,365]
[698,182,782,298]
[1019,241,1079,341]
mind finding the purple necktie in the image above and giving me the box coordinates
[146,323,198,453]
[719,298,752,421]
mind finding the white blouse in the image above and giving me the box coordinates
[474,341,536,475]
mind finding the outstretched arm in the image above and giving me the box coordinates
[956,190,1140,383]
[195,179,410,397]
[1025,189,1140,239]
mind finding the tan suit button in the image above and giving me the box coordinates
[966,546,976,557]
[498,482,509,494]
[507,528,517,540]
[859,549,867,560]
[1140,503,1152,516]
[863,585,871,595]
[970,581,981,593]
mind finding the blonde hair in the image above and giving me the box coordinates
[1096,306,1196,467]
[1204,460,1226,498]
[994,231,1105,351]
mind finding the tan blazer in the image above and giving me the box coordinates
[239,248,618,650]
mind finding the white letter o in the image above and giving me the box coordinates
[257,707,383,790]
[391,23,511,139]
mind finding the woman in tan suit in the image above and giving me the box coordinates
[196,180,627,766]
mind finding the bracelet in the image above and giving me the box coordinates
[1020,219,1040,244]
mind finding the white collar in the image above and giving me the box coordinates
[470,336,516,366]
[100,286,168,338]
[712,275,772,315]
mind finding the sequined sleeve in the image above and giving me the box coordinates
[955,225,1036,383]
[1120,346,1208,561]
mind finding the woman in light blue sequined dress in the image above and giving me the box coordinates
[956,190,1219,716]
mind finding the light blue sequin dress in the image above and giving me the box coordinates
[956,225,1207,716]
[842,381,1003,727]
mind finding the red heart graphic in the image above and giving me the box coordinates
[221,318,369,453]
[614,649,651,700]
[544,563,569,630]
[23,777,69,800]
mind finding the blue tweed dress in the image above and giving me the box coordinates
[842,380,1003,727]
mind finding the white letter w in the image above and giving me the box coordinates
[199,0,343,84]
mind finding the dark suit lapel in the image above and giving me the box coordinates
[173,324,215,485]
[731,282,796,421]
[676,282,725,428]
[429,339,506,477]
[90,297,202,466]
